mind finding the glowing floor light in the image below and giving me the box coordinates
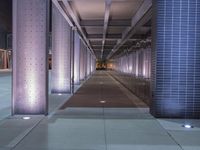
[100,100,106,104]
[58,93,62,95]
[182,124,193,129]
[22,116,31,120]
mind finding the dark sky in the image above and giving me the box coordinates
[0,0,12,32]
[0,0,52,32]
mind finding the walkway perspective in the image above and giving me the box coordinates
[0,71,199,150]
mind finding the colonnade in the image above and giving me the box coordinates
[12,0,95,115]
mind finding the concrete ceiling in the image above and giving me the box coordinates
[55,0,152,60]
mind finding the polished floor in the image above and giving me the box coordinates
[0,70,200,150]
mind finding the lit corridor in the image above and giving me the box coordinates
[1,0,200,148]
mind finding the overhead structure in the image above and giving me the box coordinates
[52,0,151,60]
[101,0,112,59]
[107,0,152,59]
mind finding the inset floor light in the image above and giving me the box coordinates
[182,124,193,129]
[22,116,31,120]
[100,100,106,104]
[58,93,62,95]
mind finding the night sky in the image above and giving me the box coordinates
[0,0,12,32]
[0,0,52,32]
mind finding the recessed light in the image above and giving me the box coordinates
[182,124,193,129]
[58,93,62,95]
[100,100,106,104]
[22,116,31,120]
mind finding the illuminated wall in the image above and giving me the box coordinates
[151,0,200,118]
[113,47,151,104]
[51,3,71,93]
[114,48,151,79]
[74,31,80,84]
[12,0,49,115]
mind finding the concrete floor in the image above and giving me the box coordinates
[0,70,200,150]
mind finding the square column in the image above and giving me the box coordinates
[84,46,87,79]
[51,4,71,93]
[12,0,49,115]
[79,41,84,80]
[87,50,91,76]
[151,0,200,118]
[74,31,80,85]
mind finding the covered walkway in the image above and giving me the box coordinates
[0,0,200,149]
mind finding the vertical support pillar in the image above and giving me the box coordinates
[87,50,90,76]
[151,0,200,118]
[12,0,49,115]
[71,28,74,94]
[84,46,87,79]
[51,4,71,93]
[74,31,80,85]
[79,41,84,80]
[90,56,93,73]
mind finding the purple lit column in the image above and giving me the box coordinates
[84,46,87,78]
[79,41,85,80]
[51,4,71,93]
[12,0,49,115]
[74,31,80,84]
[87,50,91,76]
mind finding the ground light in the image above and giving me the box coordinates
[22,116,31,120]
[58,93,62,95]
[182,124,193,129]
[100,100,106,104]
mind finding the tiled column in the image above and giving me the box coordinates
[12,0,49,115]
[74,31,80,85]
[151,0,200,118]
[51,4,71,94]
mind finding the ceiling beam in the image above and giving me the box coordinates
[80,19,131,27]
[60,0,96,57]
[101,0,112,59]
[106,0,152,59]
[52,0,74,26]
[87,34,121,40]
